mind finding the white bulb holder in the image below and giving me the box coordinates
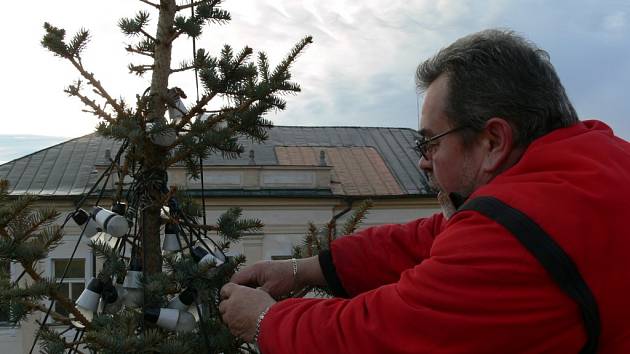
[160,206,171,223]
[167,98,188,124]
[72,209,100,238]
[162,224,180,252]
[192,246,225,268]
[147,122,177,147]
[90,232,119,249]
[167,288,196,311]
[197,113,228,130]
[93,207,129,238]
[122,259,143,307]
[176,311,196,333]
[123,269,142,289]
[145,308,179,331]
[75,278,103,313]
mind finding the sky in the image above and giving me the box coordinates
[0,0,629,163]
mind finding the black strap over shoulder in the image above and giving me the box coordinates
[459,196,600,354]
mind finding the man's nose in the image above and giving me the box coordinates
[418,156,431,171]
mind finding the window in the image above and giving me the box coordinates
[0,260,10,324]
[52,259,86,317]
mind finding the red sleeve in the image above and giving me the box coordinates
[328,212,444,297]
[258,211,584,354]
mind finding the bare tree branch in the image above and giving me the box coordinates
[67,57,125,119]
[140,29,157,43]
[125,45,154,57]
[27,302,71,324]
[176,0,218,11]
[170,65,195,74]
[65,86,116,123]
[166,29,185,44]
[130,64,155,72]
[139,0,160,9]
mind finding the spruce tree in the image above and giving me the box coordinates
[1,0,310,352]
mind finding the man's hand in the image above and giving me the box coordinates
[230,260,297,299]
[230,256,327,299]
[219,283,276,343]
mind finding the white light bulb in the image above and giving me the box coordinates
[93,207,130,238]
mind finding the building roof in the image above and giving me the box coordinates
[0,126,430,197]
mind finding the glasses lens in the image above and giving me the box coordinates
[414,139,428,159]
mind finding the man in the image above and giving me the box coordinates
[219,29,630,353]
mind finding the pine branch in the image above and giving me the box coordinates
[271,36,313,83]
[119,11,151,37]
[38,325,88,354]
[179,221,218,232]
[174,46,253,131]
[304,222,318,257]
[0,195,37,231]
[21,265,91,328]
[42,24,126,119]
[90,240,127,280]
[341,199,374,235]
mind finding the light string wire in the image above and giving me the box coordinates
[28,139,129,354]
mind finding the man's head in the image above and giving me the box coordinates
[415,29,578,199]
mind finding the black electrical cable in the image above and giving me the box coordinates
[28,140,128,354]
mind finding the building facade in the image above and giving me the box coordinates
[0,126,438,353]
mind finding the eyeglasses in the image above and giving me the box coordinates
[414,126,468,160]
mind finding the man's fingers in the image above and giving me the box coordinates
[220,282,236,300]
[218,299,227,315]
[230,265,257,285]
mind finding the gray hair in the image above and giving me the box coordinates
[416,29,578,147]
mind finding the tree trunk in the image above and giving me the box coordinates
[142,0,177,277]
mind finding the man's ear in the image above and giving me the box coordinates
[481,118,516,173]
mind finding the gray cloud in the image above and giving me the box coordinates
[3,0,629,145]
[201,0,630,139]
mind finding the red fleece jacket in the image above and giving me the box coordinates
[259,120,630,354]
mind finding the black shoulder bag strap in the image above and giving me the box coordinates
[459,196,600,354]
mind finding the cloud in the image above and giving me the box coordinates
[2,0,629,142]
[602,11,627,32]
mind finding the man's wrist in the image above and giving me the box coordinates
[252,304,272,343]
[291,258,298,288]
